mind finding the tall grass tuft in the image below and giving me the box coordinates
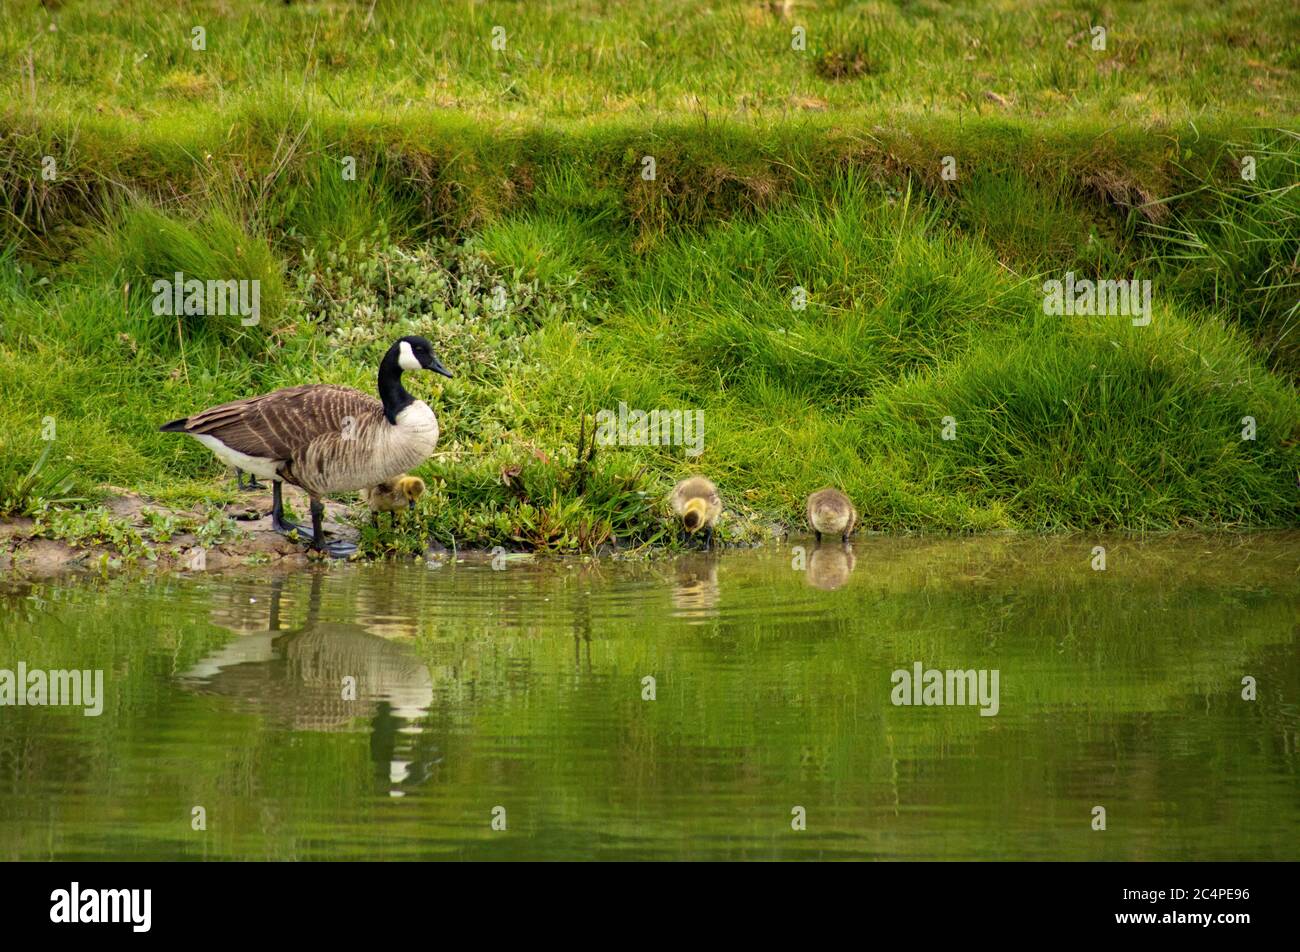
[74,200,288,354]
[1148,132,1300,375]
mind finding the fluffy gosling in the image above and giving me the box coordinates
[806,487,857,543]
[670,476,722,549]
[361,475,426,522]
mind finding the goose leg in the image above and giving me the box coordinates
[704,526,714,550]
[815,530,822,544]
[236,469,263,492]
[311,497,356,558]
[271,481,314,540]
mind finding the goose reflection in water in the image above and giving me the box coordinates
[671,553,720,621]
[805,542,856,591]
[179,572,437,796]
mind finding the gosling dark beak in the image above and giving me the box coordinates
[426,356,453,378]
[407,500,416,512]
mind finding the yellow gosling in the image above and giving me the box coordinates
[361,474,426,520]
[670,476,722,549]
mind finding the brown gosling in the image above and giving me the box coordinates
[670,476,722,549]
[806,487,857,543]
[361,474,426,522]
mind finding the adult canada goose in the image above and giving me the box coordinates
[161,336,452,557]
[806,487,857,543]
[670,476,722,549]
[361,474,426,521]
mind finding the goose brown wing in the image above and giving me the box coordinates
[178,385,383,460]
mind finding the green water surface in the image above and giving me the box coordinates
[1,534,1296,860]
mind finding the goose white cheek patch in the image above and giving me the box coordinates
[398,341,421,371]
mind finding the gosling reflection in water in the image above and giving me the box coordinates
[805,543,856,591]
[672,553,720,620]
[180,574,437,794]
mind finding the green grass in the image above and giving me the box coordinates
[3,171,1296,542]
[0,1,1296,550]
[1145,131,1300,372]
[3,0,1295,123]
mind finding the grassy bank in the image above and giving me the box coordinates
[0,1,1297,555]
[5,0,1294,122]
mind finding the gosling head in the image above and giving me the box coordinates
[397,475,426,511]
[393,336,453,378]
[682,498,707,533]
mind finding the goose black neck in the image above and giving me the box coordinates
[378,349,415,424]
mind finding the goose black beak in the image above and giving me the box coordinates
[426,356,453,378]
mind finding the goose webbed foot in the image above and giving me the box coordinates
[270,481,314,541]
[272,513,315,541]
[236,469,264,493]
[316,538,358,559]
[309,497,354,559]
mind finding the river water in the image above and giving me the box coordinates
[1,533,1296,860]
